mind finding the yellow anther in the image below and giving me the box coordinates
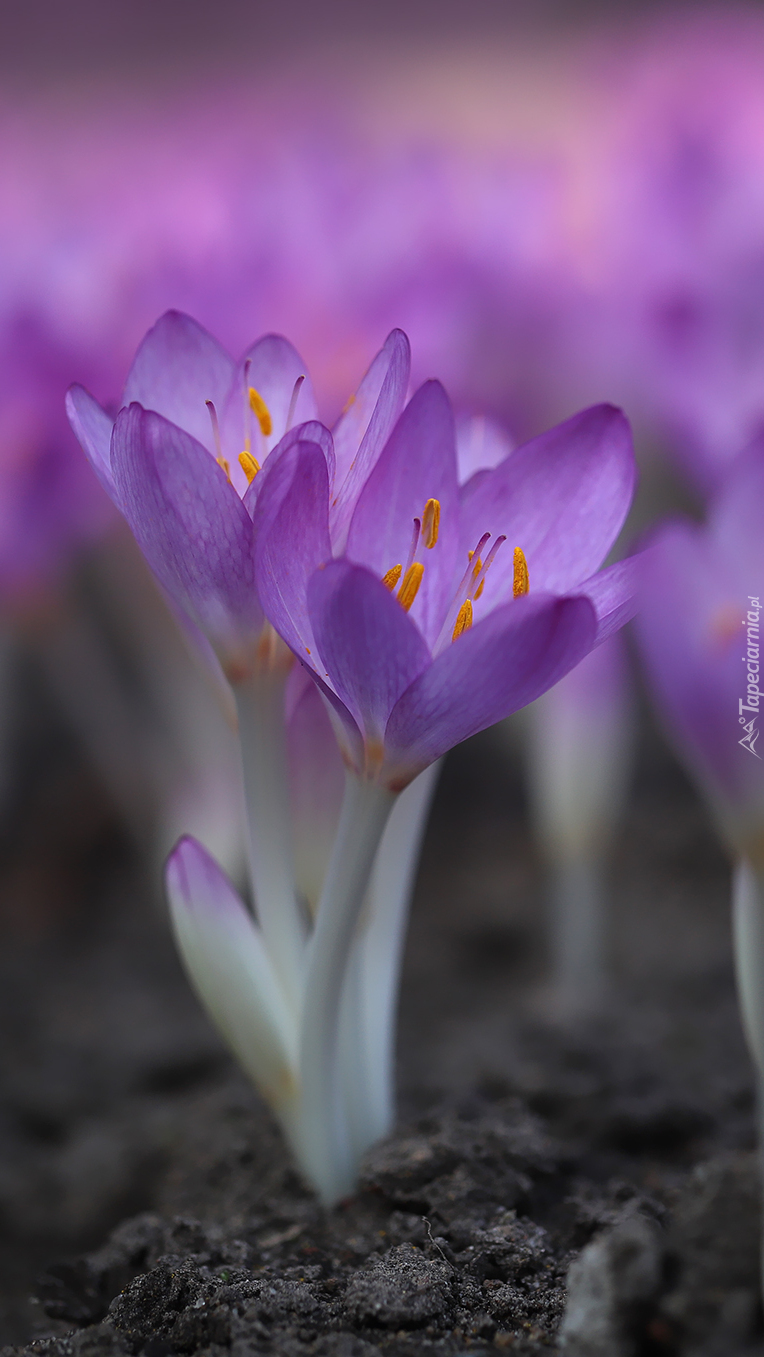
[422,498,440,549]
[513,546,529,598]
[342,392,356,414]
[382,564,403,591]
[474,578,485,600]
[452,599,473,640]
[248,387,273,437]
[398,561,424,612]
[238,451,261,484]
[216,456,231,481]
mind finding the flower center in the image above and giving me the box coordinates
[207,364,306,493]
[382,497,441,612]
[381,500,529,646]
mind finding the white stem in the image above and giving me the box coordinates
[732,857,764,1298]
[234,671,305,1013]
[297,772,395,1204]
[340,762,441,1159]
[549,858,608,1014]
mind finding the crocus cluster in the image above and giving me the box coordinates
[68,311,637,1201]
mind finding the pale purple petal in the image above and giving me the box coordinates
[243,420,334,520]
[385,592,597,783]
[460,405,636,615]
[711,437,764,582]
[166,836,296,1087]
[254,440,332,660]
[346,380,460,647]
[122,311,235,453]
[222,334,318,469]
[330,328,411,549]
[456,414,514,485]
[576,555,640,646]
[308,560,431,747]
[112,404,259,661]
[65,384,118,501]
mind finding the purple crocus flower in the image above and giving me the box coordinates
[69,313,637,1204]
[635,440,764,859]
[254,382,638,791]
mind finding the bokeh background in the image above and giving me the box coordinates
[1,0,763,1345]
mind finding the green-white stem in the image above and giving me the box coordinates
[298,772,395,1204]
[732,857,764,1296]
[340,762,441,1160]
[234,671,306,1014]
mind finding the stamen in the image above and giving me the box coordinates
[217,457,231,482]
[455,533,491,605]
[398,562,424,612]
[404,518,422,575]
[238,451,260,484]
[249,387,273,437]
[513,547,529,598]
[452,599,473,641]
[422,498,440,549]
[206,400,224,460]
[382,564,403,591]
[472,534,507,598]
[285,375,305,432]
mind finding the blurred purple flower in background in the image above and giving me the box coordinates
[635,444,764,860]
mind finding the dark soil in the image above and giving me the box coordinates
[0,673,761,1357]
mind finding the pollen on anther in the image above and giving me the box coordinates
[249,387,273,437]
[452,599,473,640]
[382,564,403,591]
[216,456,231,482]
[398,561,424,611]
[238,451,261,483]
[513,547,529,598]
[422,498,440,549]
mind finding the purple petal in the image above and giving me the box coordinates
[576,555,640,647]
[330,329,411,549]
[308,560,431,750]
[112,404,259,664]
[456,414,514,485]
[122,311,235,453]
[243,420,334,521]
[460,405,636,614]
[711,438,764,582]
[65,384,117,501]
[165,836,296,1083]
[254,439,332,660]
[222,334,318,470]
[346,380,460,647]
[385,592,597,784]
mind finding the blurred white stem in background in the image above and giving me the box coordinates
[340,761,441,1161]
[732,858,764,1296]
[524,633,634,1014]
